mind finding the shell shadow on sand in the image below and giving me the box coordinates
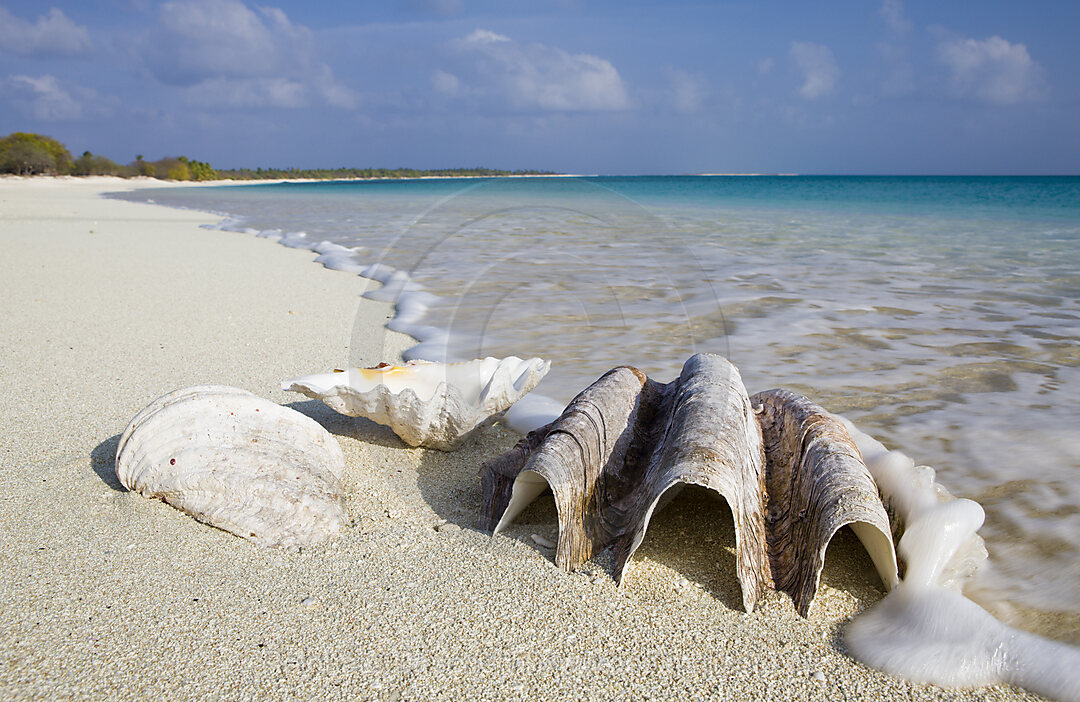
[91,434,126,492]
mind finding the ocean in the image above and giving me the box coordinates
[115,175,1080,646]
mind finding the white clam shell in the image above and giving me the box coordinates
[115,385,347,548]
[282,356,551,451]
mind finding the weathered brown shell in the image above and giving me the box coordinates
[752,388,898,615]
[479,353,898,616]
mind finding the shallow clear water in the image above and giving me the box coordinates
[119,176,1080,640]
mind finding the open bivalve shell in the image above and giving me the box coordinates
[115,385,347,548]
[282,356,550,451]
[480,353,898,616]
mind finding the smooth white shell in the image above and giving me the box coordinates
[115,385,347,548]
[282,356,551,450]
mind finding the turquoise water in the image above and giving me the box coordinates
[119,176,1080,640]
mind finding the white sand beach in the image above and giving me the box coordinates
[0,177,1043,700]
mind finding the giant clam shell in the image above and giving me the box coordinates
[115,385,347,548]
[282,356,550,451]
[480,353,898,616]
[752,388,898,615]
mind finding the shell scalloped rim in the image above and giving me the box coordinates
[281,356,551,451]
[115,385,348,548]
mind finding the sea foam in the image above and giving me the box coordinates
[843,421,1080,701]
[223,219,462,367]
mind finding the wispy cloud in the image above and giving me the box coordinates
[0,6,92,58]
[450,29,630,111]
[140,0,292,85]
[136,0,356,109]
[396,0,464,17]
[874,1,916,97]
[1,74,112,121]
[880,0,913,34]
[937,35,1046,104]
[790,42,838,99]
[431,69,460,96]
[184,77,307,109]
[462,29,511,46]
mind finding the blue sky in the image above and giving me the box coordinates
[0,0,1077,174]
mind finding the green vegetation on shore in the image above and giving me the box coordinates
[0,133,74,176]
[0,132,554,181]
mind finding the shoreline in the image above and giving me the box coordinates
[0,177,1044,700]
[0,173,592,189]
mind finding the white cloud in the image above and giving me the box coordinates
[937,35,1046,104]
[757,58,774,76]
[452,29,630,111]
[790,42,838,99]
[462,29,511,46]
[143,0,301,84]
[2,74,112,121]
[139,0,355,109]
[0,6,93,58]
[669,69,704,113]
[880,0,912,34]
